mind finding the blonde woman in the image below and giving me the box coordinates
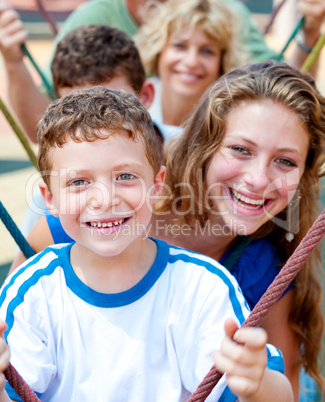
[135,0,250,128]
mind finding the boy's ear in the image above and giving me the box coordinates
[39,181,59,217]
[139,79,155,110]
[152,166,166,205]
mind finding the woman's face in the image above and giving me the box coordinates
[205,99,309,236]
[158,25,222,103]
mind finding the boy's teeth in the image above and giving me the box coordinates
[231,189,265,209]
[90,219,124,228]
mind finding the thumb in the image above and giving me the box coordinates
[0,0,10,13]
[224,318,239,339]
[0,321,7,339]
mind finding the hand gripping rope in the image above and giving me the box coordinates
[2,208,325,401]
[188,208,325,401]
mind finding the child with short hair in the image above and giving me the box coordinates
[51,24,151,101]
[0,87,292,401]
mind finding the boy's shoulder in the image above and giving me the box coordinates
[1,243,71,296]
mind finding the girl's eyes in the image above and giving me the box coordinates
[117,173,135,181]
[229,145,298,168]
[276,158,297,168]
[229,145,251,155]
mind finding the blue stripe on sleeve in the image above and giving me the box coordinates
[0,251,49,308]
[266,346,285,374]
[168,252,247,325]
[4,259,59,341]
[218,385,237,402]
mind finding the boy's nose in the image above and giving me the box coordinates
[86,183,120,211]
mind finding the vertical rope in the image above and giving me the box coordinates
[0,96,38,170]
[275,17,305,61]
[264,0,287,35]
[35,0,58,36]
[21,44,56,100]
[0,202,35,259]
[301,33,325,72]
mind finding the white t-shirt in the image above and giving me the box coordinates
[0,239,283,401]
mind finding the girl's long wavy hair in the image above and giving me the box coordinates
[135,0,250,77]
[157,61,325,390]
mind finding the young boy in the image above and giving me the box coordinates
[0,87,292,401]
[50,24,154,104]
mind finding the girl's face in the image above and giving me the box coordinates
[158,25,222,103]
[205,99,309,236]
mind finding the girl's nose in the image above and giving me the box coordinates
[243,163,272,192]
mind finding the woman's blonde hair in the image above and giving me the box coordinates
[158,61,325,390]
[135,0,250,77]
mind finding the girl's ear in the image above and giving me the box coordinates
[139,79,155,110]
[39,181,59,217]
[152,166,166,205]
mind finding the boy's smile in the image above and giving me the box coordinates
[43,131,165,261]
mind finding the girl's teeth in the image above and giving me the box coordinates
[231,189,265,209]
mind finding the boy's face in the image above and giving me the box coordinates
[42,131,165,258]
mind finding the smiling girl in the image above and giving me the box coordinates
[153,62,325,400]
[135,0,250,128]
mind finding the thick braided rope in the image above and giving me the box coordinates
[4,364,40,402]
[188,208,325,401]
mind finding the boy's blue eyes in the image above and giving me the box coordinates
[69,173,134,187]
[71,179,87,187]
[117,173,134,181]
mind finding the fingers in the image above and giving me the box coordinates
[0,0,10,13]
[0,321,7,338]
[223,318,238,339]
[213,320,268,397]
[0,321,9,384]
[0,8,27,62]
[298,0,325,32]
